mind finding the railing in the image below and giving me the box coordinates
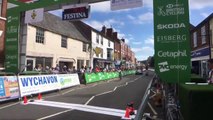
[134,74,156,120]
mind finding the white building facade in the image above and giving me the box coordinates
[19,13,90,72]
[90,31,114,69]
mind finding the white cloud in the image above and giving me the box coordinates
[127,15,135,20]
[201,13,210,18]
[141,46,154,53]
[132,46,153,53]
[85,20,103,30]
[144,36,154,46]
[103,19,125,27]
[125,38,130,44]
[48,9,62,17]
[127,12,153,24]
[132,41,142,45]
[138,12,153,24]
[132,48,143,52]
[189,0,213,10]
[133,46,154,60]
[86,19,124,30]
[136,55,150,61]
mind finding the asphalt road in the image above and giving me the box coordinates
[0,71,155,120]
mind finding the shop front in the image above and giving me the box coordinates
[93,58,114,71]
[191,47,210,78]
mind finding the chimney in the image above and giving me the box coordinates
[121,38,125,42]
[113,32,117,40]
[107,28,113,37]
[101,25,107,35]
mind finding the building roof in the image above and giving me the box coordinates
[191,13,213,31]
[30,12,89,43]
[72,20,92,41]
[72,20,115,42]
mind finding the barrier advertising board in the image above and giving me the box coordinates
[84,71,135,84]
[154,0,190,83]
[18,75,60,97]
[0,76,19,102]
[18,74,81,97]
[58,74,80,89]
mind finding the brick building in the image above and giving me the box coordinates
[191,13,213,77]
[0,0,7,69]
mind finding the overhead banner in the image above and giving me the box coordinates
[154,0,190,83]
[110,0,143,11]
[62,3,90,21]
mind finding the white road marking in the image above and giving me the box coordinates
[37,109,72,120]
[84,96,95,105]
[0,102,20,110]
[62,84,97,95]
[43,84,98,99]
[84,76,143,105]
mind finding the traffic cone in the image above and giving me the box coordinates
[124,107,130,118]
[38,93,42,100]
[23,96,28,104]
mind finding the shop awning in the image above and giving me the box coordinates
[94,58,113,63]
[58,57,76,63]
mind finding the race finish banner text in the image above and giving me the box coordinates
[153,0,190,83]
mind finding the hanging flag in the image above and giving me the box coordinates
[25,8,44,24]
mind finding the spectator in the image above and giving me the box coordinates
[80,66,85,73]
[95,65,100,72]
[207,59,213,84]
[73,66,77,73]
[89,67,93,73]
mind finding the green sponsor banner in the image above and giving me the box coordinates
[84,71,135,84]
[153,0,190,83]
[5,10,20,73]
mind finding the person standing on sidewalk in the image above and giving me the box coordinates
[207,59,213,84]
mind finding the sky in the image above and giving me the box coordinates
[50,0,213,61]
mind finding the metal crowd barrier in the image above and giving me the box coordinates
[134,74,156,120]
